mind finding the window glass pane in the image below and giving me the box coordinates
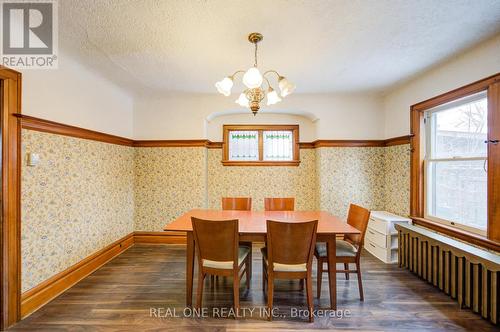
[431,95,487,159]
[263,130,293,161]
[427,160,487,230]
[228,130,259,161]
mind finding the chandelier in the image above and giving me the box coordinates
[215,33,296,115]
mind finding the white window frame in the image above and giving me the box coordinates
[423,91,488,236]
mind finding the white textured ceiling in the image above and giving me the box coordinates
[60,0,500,95]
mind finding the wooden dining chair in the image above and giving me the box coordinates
[262,220,318,322]
[222,197,252,211]
[221,197,253,282]
[264,197,295,211]
[263,198,302,290]
[315,204,370,301]
[191,217,251,313]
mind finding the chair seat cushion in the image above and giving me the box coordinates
[260,247,307,272]
[202,246,250,269]
[315,240,357,258]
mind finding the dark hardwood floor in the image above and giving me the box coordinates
[10,244,497,331]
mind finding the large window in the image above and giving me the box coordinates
[410,73,500,249]
[222,125,300,166]
[424,92,487,235]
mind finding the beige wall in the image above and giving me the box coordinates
[383,34,500,138]
[133,93,384,140]
[21,130,135,292]
[21,51,134,138]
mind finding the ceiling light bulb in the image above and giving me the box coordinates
[215,77,233,96]
[278,76,295,97]
[242,67,263,89]
[266,87,282,105]
[235,93,249,107]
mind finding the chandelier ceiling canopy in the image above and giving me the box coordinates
[215,33,295,115]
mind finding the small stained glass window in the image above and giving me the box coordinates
[228,130,259,161]
[223,125,300,166]
[263,130,293,161]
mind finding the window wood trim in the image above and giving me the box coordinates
[412,217,499,252]
[222,124,300,166]
[410,73,500,251]
[487,80,500,243]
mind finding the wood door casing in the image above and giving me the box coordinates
[0,66,22,329]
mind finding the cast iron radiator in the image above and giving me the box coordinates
[395,223,499,325]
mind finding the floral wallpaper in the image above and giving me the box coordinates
[21,130,411,292]
[21,130,134,292]
[383,144,411,217]
[207,149,317,211]
[316,147,387,219]
[134,147,207,231]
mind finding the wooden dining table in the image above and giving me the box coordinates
[164,209,360,310]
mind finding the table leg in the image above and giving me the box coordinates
[186,231,194,307]
[327,235,337,310]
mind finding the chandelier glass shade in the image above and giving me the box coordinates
[215,33,295,115]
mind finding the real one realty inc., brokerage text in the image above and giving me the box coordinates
[150,307,352,319]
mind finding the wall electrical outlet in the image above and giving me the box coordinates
[27,153,40,166]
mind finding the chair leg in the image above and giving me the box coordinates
[233,270,240,316]
[262,259,266,291]
[316,259,322,299]
[267,275,274,321]
[248,246,252,283]
[306,275,314,323]
[344,263,349,280]
[245,255,251,289]
[356,260,364,301]
[196,272,205,309]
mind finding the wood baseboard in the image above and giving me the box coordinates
[20,231,187,318]
[20,233,134,318]
[134,231,187,244]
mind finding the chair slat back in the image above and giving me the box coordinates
[191,217,238,263]
[344,204,370,246]
[222,197,252,211]
[264,198,295,211]
[266,220,317,265]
